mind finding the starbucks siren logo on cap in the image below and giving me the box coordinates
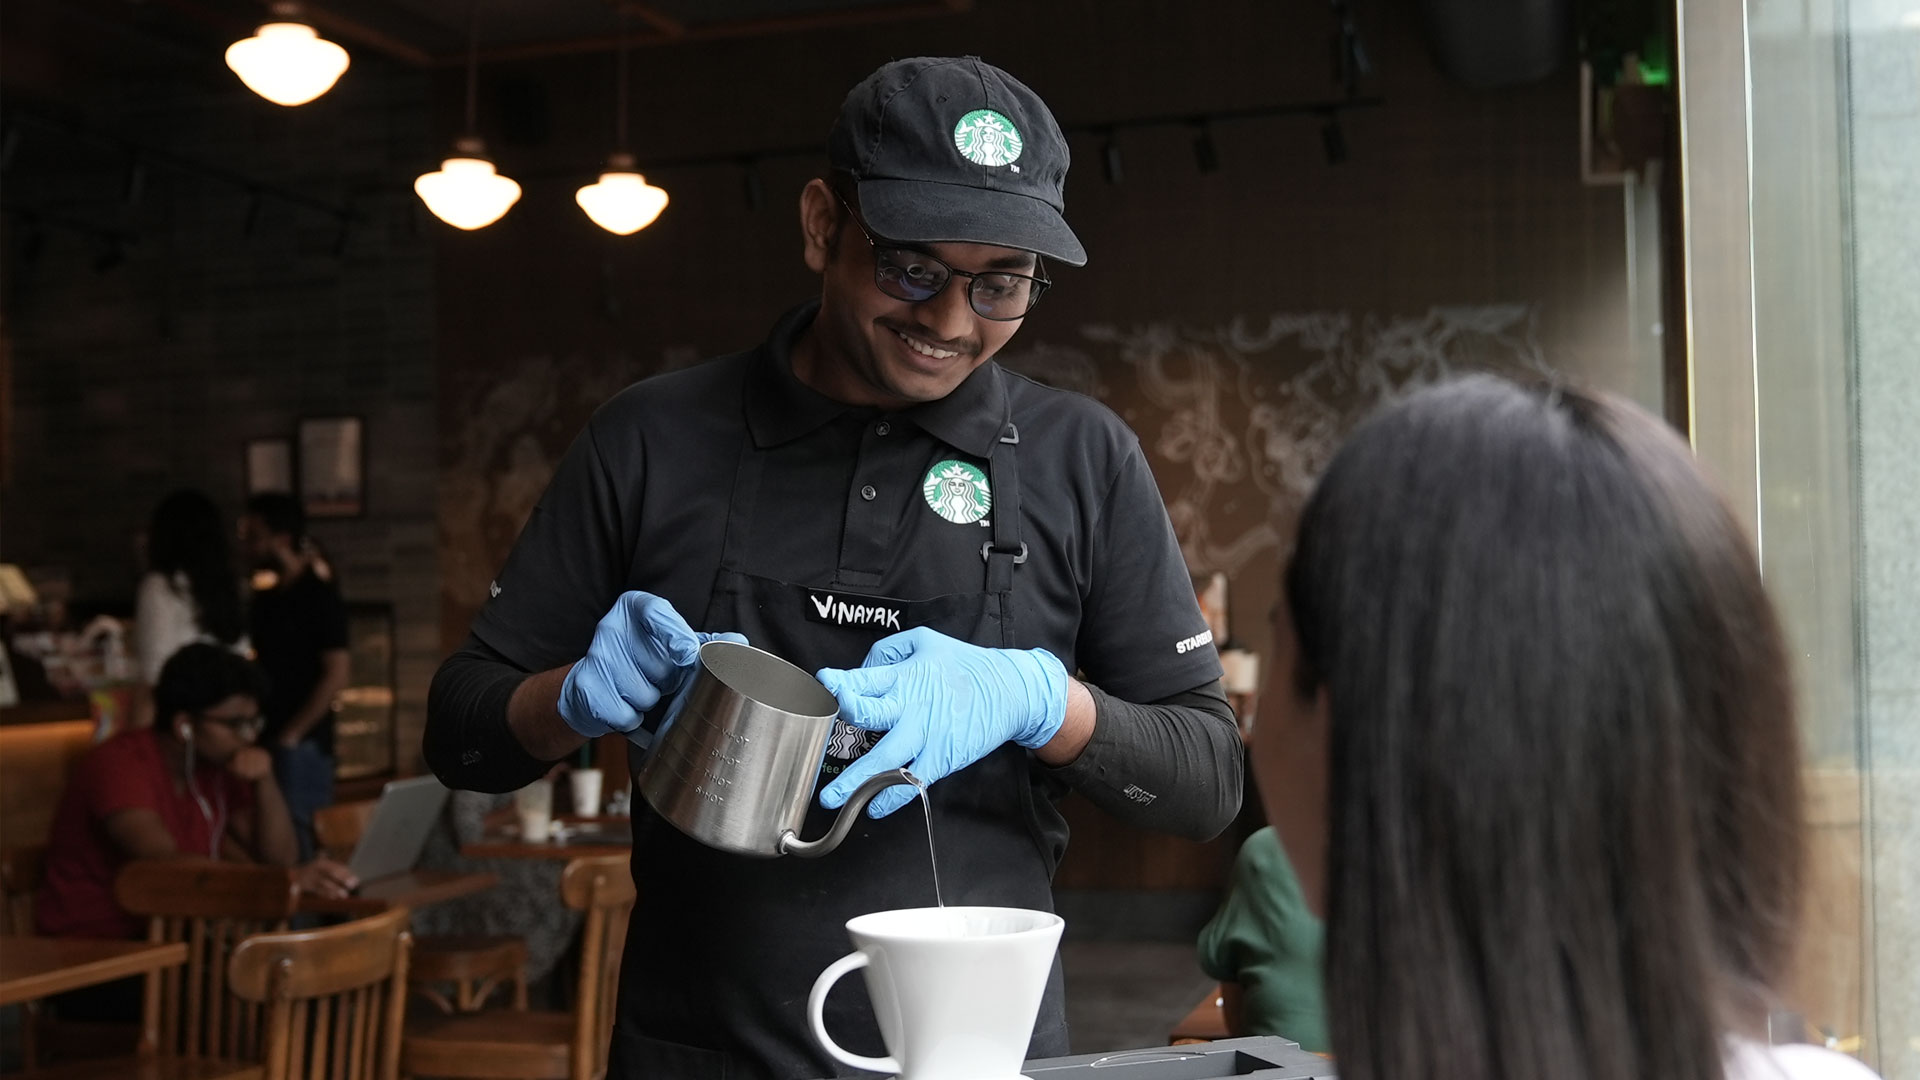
[953,109,1023,168]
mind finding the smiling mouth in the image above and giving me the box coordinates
[890,328,962,361]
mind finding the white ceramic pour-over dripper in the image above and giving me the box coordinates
[809,906,1064,1080]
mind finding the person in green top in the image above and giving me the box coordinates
[1196,825,1329,1052]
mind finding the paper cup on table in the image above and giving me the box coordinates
[569,768,604,819]
[1220,647,1261,695]
[514,778,553,842]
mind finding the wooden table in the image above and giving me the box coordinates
[462,818,633,861]
[297,869,499,916]
[0,936,189,1006]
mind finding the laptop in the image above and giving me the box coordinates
[345,775,450,882]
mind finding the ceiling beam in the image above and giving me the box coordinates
[300,7,437,67]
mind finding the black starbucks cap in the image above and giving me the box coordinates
[828,56,1087,267]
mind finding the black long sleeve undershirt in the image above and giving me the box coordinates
[424,635,1243,841]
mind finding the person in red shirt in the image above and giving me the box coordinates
[37,643,358,944]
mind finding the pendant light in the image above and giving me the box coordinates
[414,6,520,230]
[575,22,668,235]
[225,4,350,107]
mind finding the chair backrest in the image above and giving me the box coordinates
[313,800,377,862]
[0,843,46,935]
[115,858,301,1060]
[560,855,635,1080]
[229,905,413,1080]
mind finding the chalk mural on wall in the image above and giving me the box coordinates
[999,304,1555,578]
[439,347,711,637]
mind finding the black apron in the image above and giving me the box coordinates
[606,387,1070,1079]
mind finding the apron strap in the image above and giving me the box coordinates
[983,417,1025,596]
[717,425,765,577]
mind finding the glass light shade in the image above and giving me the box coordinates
[224,23,350,107]
[414,157,522,230]
[575,170,669,235]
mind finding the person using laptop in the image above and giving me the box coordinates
[38,645,359,946]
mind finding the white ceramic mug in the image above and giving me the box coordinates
[569,768,604,819]
[809,907,1063,1080]
[514,778,553,842]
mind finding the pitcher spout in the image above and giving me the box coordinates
[778,769,920,858]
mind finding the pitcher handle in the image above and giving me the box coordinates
[778,768,917,858]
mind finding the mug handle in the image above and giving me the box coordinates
[808,951,899,1075]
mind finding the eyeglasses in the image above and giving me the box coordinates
[836,195,1050,322]
[197,710,265,740]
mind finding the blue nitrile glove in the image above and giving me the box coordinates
[815,627,1069,818]
[557,590,744,741]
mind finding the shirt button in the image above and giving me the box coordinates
[875,422,891,436]
[860,485,878,501]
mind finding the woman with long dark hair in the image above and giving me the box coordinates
[1254,375,1876,1080]
[136,489,247,686]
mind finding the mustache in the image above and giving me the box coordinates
[877,318,977,357]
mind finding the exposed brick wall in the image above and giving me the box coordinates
[1,55,439,768]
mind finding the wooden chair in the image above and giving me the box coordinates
[115,859,302,1063]
[22,860,296,1080]
[228,905,413,1080]
[400,855,633,1080]
[313,797,528,1015]
[2,842,164,1073]
[408,936,529,1015]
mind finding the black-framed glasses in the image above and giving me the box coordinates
[197,709,265,740]
[836,195,1050,322]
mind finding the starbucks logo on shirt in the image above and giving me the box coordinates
[953,109,1023,168]
[922,460,991,525]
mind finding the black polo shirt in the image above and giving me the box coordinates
[251,567,349,753]
[471,301,1221,704]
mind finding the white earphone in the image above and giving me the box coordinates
[177,719,224,858]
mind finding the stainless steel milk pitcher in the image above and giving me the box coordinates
[636,639,912,858]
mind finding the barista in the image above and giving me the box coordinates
[425,56,1244,1079]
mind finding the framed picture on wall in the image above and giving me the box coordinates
[244,437,293,495]
[297,416,364,518]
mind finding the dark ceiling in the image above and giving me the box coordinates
[1,0,974,88]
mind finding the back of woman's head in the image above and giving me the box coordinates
[146,489,244,645]
[1286,375,1802,1080]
